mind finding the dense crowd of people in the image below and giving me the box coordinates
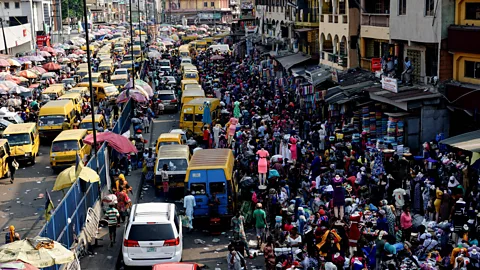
[169,46,480,270]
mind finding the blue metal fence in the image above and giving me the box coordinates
[39,99,133,269]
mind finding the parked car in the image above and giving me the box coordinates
[122,203,183,267]
[157,90,178,112]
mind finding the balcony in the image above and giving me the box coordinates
[320,51,348,69]
[448,25,480,54]
[360,13,390,40]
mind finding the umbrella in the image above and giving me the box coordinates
[73,50,86,55]
[67,54,79,59]
[38,51,51,57]
[116,90,148,103]
[7,59,21,67]
[53,166,76,191]
[41,47,55,54]
[18,70,38,79]
[147,51,161,58]
[211,55,225,61]
[0,84,9,91]
[124,80,152,96]
[170,34,179,41]
[202,102,212,125]
[0,236,74,267]
[135,30,146,35]
[162,41,173,46]
[42,62,61,71]
[9,86,30,94]
[0,81,18,89]
[0,59,10,67]
[29,66,47,74]
[83,132,137,154]
[268,169,280,179]
[58,58,71,63]
[0,261,39,270]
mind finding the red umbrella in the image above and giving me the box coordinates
[41,46,56,54]
[83,132,137,154]
[73,50,86,55]
[30,66,47,74]
[42,62,61,71]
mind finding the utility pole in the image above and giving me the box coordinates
[129,0,135,89]
[0,19,8,55]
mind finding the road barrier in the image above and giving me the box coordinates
[39,99,133,270]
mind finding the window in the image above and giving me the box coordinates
[425,0,434,16]
[191,183,206,194]
[14,2,19,8]
[398,0,406,15]
[0,147,5,158]
[465,61,480,79]
[210,182,226,194]
[465,3,480,20]
[4,2,9,9]
[127,224,175,241]
[204,2,207,7]
[211,1,214,7]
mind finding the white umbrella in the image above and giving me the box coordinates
[147,51,161,58]
[9,85,30,94]
[0,80,18,89]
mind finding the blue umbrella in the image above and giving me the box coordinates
[202,102,212,125]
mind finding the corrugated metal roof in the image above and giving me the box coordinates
[189,149,233,169]
[440,130,480,153]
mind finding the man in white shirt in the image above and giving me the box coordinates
[183,190,196,231]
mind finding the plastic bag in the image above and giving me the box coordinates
[180,215,189,227]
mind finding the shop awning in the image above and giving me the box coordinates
[276,53,311,70]
[367,86,442,111]
[440,130,480,153]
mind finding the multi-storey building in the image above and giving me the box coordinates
[445,0,480,134]
[165,0,231,24]
[318,0,360,70]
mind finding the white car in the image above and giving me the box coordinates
[122,203,183,266]
[114,68,129,76]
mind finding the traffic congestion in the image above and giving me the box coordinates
[0,18,478,270]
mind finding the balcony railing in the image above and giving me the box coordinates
[361,13,389,27]
[322,52,348,67]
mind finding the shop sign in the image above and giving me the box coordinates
[381,76,398,93]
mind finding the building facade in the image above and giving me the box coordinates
[318,0,360,70]
[165,0,231,24]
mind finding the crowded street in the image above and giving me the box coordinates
[0,1,480,270]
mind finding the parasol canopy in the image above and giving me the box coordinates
[0,59,10,67]
[29,66,47,74]
[18,70,38,79]
[41,47,56,54]
[210,55,225,61]
[42,62,61,71]
[0,81,18,89]
[0,260,40,270]
[0,237,74,267]
[38,51,51,57]
[116,90,148,103]
[53,163,99,191]
[8,86,30,94]
[7,59,21,67]
[83,132,137,154]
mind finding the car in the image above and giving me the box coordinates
[152,262,200,270]
[114,68,129,76]
[122,203,183,267]
[157,90,178,112]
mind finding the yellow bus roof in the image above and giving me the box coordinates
[181,79,198,84]
[183,89,205,97]
[58,92,81,99]
[179,45,189,51]
[43,85,64,93]
[99,61,112,67]
[110,74,128,80]
[77,82,115,88]
[53,129,88,142]
[186,149,234,181]
[39,100,74,116]
[157,145,190,158]
[81,114,104,123]
[3,123,36,134]
[185,98,220,106]
[158,133,182,140]
[68,87,88,93]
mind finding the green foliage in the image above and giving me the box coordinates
[61,0,84,20]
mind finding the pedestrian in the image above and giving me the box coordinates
[105,203,120,247]
[5,153,18,184]
[231,211,250,258]
[143,115,150,133]
[4,225,20,244]
[62,119,70,130]
[227,246,246,270]
[252,203,267,248]
[400,205,413,242]
[183,190,196,231]
[160,164,169,200]
[263,235,276,270]
[115,186,131,223]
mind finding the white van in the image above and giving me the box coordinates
[209,44,230,53]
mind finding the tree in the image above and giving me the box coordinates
[61,0,84,20]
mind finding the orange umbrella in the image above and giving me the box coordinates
[41,46,56,54]
[42,62,61,71]
[18,70,38,79]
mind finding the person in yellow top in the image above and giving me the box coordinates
[114,174,133,195]
[62,119,71,130]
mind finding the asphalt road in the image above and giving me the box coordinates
[123,112,265,270]
[0,143,64,239]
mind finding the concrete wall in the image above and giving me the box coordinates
[255,5,289,23]
[0,23,33,54]
[421,106,449,144]
[360,25,390,40]
[390,0,452,43]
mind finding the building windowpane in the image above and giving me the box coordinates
[211,2,214,7]
[204,2,207,7]
[15,2,20,9]
[464,60,480,79]
[425,0,434,16]
[465,3,480,20]
[4,2,10,9]
[398,0,406,15]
